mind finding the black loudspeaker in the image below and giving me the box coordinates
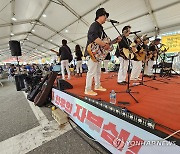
[15,74,25,91]
[57,79,73,90]
[9,40,22,56]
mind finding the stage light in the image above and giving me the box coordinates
[84,97,156,129]
[138,119,142,123]
[147,122,153,127]
[42,14,47,18]
[11,17,17,21]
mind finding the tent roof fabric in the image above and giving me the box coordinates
[0,0,180,61]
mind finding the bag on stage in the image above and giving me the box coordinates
[34,72,58,107]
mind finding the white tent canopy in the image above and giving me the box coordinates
[0,0,180,62]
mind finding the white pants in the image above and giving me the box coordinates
[85,59,101,91]
[76,60,82,73]
[144,60,154,75]
[117,57,129,82]
[61,60,70,79]
[103,60,109,72]
[130,60,142,79]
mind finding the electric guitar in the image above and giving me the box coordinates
[50,49,59,55]
[87,37,118,62]
[50,49,60,62]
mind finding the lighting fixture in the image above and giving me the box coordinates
[84,97,156,129]
[42,14,47,18]
[11,17,17,21]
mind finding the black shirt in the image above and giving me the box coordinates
[59,45,72,61]
[105,53,111,60]
[149,43,158,60]
[84,21,106,57]
[75,50,83,61]
[115,36,132,60]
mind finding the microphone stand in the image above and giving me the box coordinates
[110,22,139,103]
[130,33,158,90]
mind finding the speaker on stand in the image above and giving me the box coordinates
[9,40,25,91]
[9,40,22,72]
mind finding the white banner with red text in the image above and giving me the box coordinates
[52,88,180,154]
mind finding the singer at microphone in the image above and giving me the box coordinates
[106,18,119,24]
[129,30,141,34]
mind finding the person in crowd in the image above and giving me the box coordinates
[58,39,72,80]
[75,44,83,77]
[116,25,136,85]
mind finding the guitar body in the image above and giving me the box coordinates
[135,49,146,61]
[87,37,114,62]
[34,72,58,107]
[123,48,135,59]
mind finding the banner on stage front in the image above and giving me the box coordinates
[52,88,179,154]
[162,34,180,52]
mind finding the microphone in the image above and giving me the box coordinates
[106,19,119,24]
[129,30,141,34]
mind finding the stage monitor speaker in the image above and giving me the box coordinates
[101,68,105,72]
[9,40,22,56]
[57,79,73,90]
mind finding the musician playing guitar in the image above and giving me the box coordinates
[144,38,161,77]
[130,35,144,80]
[116,25,136,85]
[84,8,121,96]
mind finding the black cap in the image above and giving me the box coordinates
[95,8,109,20]
[142,35,151,41]
[154,38,161,41]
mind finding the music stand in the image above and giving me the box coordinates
[110,22,139,103]
[167,54,180,76]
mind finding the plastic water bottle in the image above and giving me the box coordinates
[132,83,140,86]
[110,90,116,104]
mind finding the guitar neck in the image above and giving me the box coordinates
[50,49,59,55]
[110,38,118,45]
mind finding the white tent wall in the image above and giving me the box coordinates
[0,0,180,62]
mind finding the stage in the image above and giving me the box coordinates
[62,73,180,137]
[52,72,180,153]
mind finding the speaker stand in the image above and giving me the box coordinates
[16,56,21,73]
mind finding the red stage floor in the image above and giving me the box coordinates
[62,72,180,139]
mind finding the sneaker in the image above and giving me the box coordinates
[135,78,141,81]
[84,90,97,96]
[94,86,107,91]
[117,81,126,85]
